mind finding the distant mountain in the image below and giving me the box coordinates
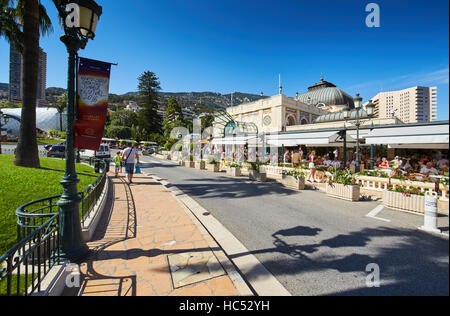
[111,91,268,114]
[0,83,8,92]
[44,87,267,114]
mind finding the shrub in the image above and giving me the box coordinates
[283,170,305,180]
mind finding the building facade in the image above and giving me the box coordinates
[9,45,47,106]
[368,86,437,123]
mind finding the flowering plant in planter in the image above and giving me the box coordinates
[358,170,389,178]
[388,186,425,197]
[283,170,305,180]
[328,170,359,187]
[227,162,241,169]
[207,157,220,165]
[248,160,265,173]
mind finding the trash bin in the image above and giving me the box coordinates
[94,160,100,173]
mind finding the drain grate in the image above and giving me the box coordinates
[167,251,226,288]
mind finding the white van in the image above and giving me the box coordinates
[79,144,111,160]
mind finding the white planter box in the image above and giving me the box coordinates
[326,183,360,202]
[249,170,267,182]
[281,175,305,190]
[206,164,220,172]
[195,161,206,170]
[382,190,425,214]
[227,167,241,177]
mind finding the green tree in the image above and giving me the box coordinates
[1,0,52,168]
[200,113,215,131]
[110,109,138,127]
[137,71,162,136]
[105,126,132,140]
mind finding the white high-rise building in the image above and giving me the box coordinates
[9,45,47,106]
[368,86,437,123]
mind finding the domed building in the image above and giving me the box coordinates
[296,77,355,113]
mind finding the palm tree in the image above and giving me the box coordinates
[0,0,52,168]
[54,92,67,132]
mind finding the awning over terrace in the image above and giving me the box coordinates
[211,135,257,145]
[266,130,356,147]
[364,123,449,149]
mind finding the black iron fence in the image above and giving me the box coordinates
[0,214,60,296]
[0,158,109,296]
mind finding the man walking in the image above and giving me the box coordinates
[122,143,140,184]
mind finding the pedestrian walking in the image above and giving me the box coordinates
[307,150,317,183]
[113,151,122,177]
[122,143,140,184]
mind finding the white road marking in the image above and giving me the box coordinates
[366,205,391,223]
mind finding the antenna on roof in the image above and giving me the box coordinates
[279,74,283,94]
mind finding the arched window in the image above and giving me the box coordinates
[301,118,309,125]
[286,115,296,126]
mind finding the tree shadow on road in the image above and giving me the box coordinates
[172,176,298,199]
[231,225,449,296]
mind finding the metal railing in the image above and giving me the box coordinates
[0,158,109,296]
[0,214,60,296]
[80,159,108,226]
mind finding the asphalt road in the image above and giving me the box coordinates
[138,156,449,296]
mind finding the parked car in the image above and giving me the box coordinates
[47,145,66,158]
[79,144,111,161]
[44,143,65,151]
[142,146,155,156]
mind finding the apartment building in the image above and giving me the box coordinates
[368,86,437,123]
[9,45,48,106]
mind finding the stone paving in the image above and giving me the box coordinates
[75,173,252,296]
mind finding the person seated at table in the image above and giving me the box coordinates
[331,157,341,169]
[420,162,439,176]
[323,156,332,167]
[440,162,449,174]
[391,156,403,169]
[379,157,390,169]
[437,156,449,169]
[400,158,413,173]
[315,156,323,166]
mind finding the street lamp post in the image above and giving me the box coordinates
[354,94,363,173]
[343,97,376,172]
[53,0,102,261]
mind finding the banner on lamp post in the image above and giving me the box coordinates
[75,57,112,151]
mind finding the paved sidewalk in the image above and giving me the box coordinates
[74,173,252,296]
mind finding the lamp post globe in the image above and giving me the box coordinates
[366,100,376,118]
[354,93,363,109]
[53,0,102,262]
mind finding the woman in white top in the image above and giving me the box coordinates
[307,150,316,183]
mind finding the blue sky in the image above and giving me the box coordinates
[0,0,449,119]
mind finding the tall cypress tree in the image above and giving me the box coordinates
[137,71,162,136]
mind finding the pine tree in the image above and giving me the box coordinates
[137,71,162,136]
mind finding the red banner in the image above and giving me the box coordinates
[75,57,112,150]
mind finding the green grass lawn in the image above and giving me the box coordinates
[1,138,64,145]
[0,155,98,254]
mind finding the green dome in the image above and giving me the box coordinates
[296,78,355,109]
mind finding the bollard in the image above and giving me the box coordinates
[419,191,441,234]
